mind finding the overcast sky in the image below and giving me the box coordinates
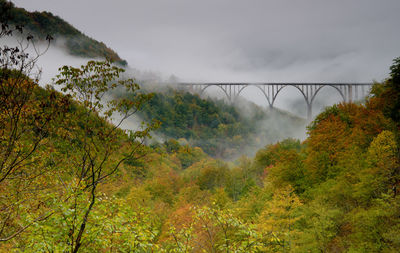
[12,0,400,83]
[9,0,400,116]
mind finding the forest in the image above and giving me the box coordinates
[1,3,400,253]
[135,88,305,159]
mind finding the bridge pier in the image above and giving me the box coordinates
[307,103,312,122]
[348,84,353,103]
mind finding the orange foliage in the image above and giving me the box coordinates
[306,103,391,182]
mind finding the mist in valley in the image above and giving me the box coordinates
[3,2,400,251]
[5,31,373,160]
[9,0,399,158]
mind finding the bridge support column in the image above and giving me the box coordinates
[307,103,312,122]
[268,104,274,113]
[348,84,353,103]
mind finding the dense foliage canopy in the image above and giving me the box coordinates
[1,3,400,251]
[1,57,399,252]
[137,89,305,159]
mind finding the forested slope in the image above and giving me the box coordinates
[0,0,127,65]
[135,88,306,159]
[1,57,399,252]
[1,2,400,251]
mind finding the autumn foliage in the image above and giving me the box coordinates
[1,25,400,251]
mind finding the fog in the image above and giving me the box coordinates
[13,1,400,79]
[5,0,399,152]
[11,0,400,115]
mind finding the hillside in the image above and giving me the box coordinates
[2,2,400,251]
[0,0,127,65]
[1,51,400,251]
[130,88,307,159]
[1,58,400,252]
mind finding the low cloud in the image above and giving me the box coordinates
[11,0,400,113]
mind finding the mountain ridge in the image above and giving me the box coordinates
[0,0,127,65]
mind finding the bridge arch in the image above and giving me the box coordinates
[236,84,273,105]
[270,85,314,119]
[254,85,272,106]
[200,84,231,102]
[236,84,312,109]
[268,85,287,107]
[274,85,308,106]
[310,85,346,105]
[181,82,372,120]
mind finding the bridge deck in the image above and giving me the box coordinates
[179,82,372,86]
[178,82,373,120]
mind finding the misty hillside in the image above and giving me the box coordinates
[0,0,305,160]
[2,1,400,251]
[0,0,127,65]
[122,88,307,159]
[2,57,400,252]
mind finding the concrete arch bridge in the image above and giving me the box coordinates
[179,83,372,120]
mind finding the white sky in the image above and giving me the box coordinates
[11,0,400,116]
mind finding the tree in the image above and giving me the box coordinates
[368,57,400,196]
[0,10,53,183]
[165,204,263,252]
[370,57,400,125]
[53,60,157,252]
[0,15,60,242]
[355,130,399,201]
[257,185,303,252]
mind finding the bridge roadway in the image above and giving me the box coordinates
[179,82,372,120]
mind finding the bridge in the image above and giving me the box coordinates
[179,83,372,120]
